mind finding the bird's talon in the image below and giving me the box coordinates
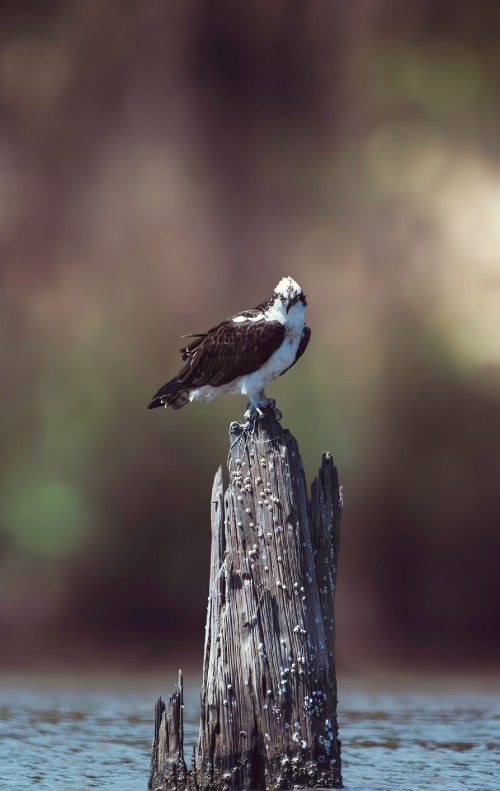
[244,399,282,425]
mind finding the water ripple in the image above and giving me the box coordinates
[0,681,498,790]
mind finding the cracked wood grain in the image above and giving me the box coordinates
[150,412,342,790]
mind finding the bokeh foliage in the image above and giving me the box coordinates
[1,0,499,672]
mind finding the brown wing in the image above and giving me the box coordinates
[177,319,286,387]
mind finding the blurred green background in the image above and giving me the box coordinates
[1,0,499,676]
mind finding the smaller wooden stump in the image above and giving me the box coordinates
[150,412,342,790]
[149,671,188,791]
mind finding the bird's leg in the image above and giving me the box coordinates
[243,402,261,426]
[243,393,264,428]
[244,393,282,424]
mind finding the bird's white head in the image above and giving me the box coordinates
[274,276,307,313]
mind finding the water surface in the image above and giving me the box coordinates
[0,677,498,791]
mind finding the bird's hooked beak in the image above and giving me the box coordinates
[285,293,307,312]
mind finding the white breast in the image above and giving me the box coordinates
[229,301,305,399]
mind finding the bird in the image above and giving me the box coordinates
[147,276,310,420]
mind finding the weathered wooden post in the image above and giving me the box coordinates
[149,411,342,790]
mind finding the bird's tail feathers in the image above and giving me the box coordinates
[147,377,191,410]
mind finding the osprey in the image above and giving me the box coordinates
[147,276,310,418]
